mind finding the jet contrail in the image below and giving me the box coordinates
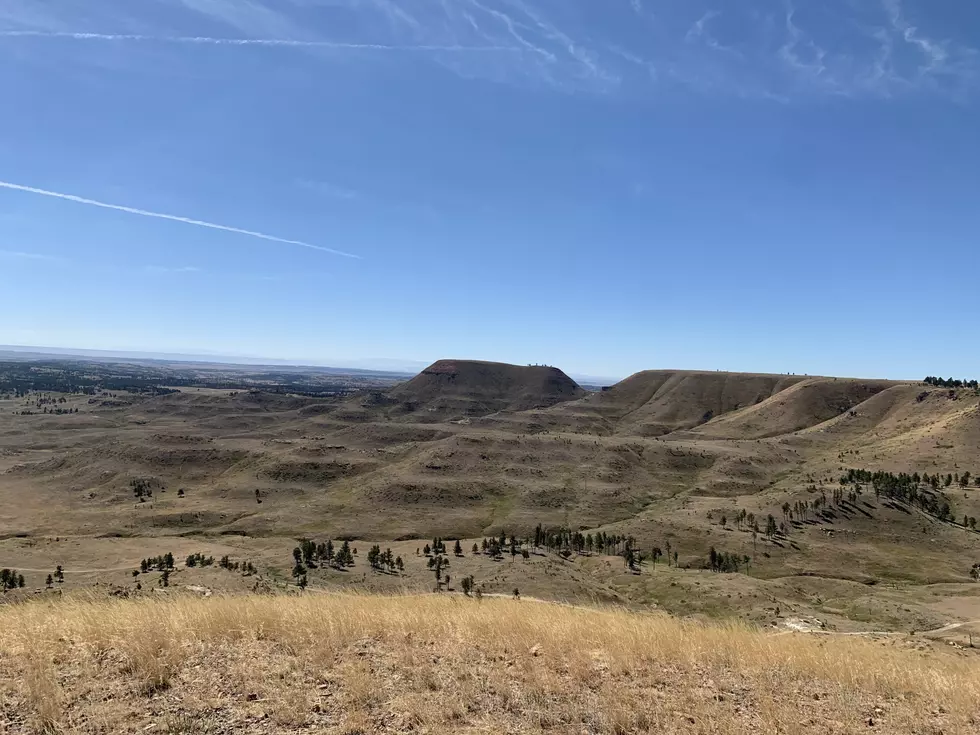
[0,181,359,259]
[0,30,515,53]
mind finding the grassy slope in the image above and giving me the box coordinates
[3,373,980,634]
[1,592,978,734]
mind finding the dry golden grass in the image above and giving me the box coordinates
[0,592,977,734]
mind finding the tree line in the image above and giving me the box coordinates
[924,376,979,389]
[841,469,959,522]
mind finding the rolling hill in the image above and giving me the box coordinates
[549,369,809,436]
[2,360,980,639]
[386,359,585,420]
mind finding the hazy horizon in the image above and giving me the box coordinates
[0,343,632,384]
[1,342,958,385]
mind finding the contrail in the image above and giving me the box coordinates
[0,30,515,53]
[0,181,359,259]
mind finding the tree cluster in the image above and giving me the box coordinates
[291,538,355,578]
[841,469,954,521]
[185,553,215,568]
[367,545,403,574]
[707,547,750,573]
[621,538,641,571]
[139,553,175,573]
[427,554,451,589]
[424,538,448,556]
[218,556,256,575]
[131,478,155,502]
[17,393,81,415]
[0,569,25,590]
[924,376,979,389]
[533,525,634,557]
[780,491,851,525]
[479,533,526,560]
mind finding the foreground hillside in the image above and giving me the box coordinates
[1,593,977,734]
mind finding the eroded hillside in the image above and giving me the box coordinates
[2,360,980,633]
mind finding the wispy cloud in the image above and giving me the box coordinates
[879,0,958,83]
[0,249,65,262]
[1,0,975,100]
[0,180,360,259]
[456,0,616,89]
[0,30,513,53]
[772,0,977,99]
[464,0,554,62]
[779,8,829,87]
[686,11,719,43]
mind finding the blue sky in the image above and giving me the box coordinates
[0,0,978,381]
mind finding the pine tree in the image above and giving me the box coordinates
[337,541,354,567]
[454,540,463,557]
[367,545,382,570]
[300,539,317,566]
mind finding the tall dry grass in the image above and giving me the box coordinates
[0,592,977,733]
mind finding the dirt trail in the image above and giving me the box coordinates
[775,620,980,637]
[920,620,980,635]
